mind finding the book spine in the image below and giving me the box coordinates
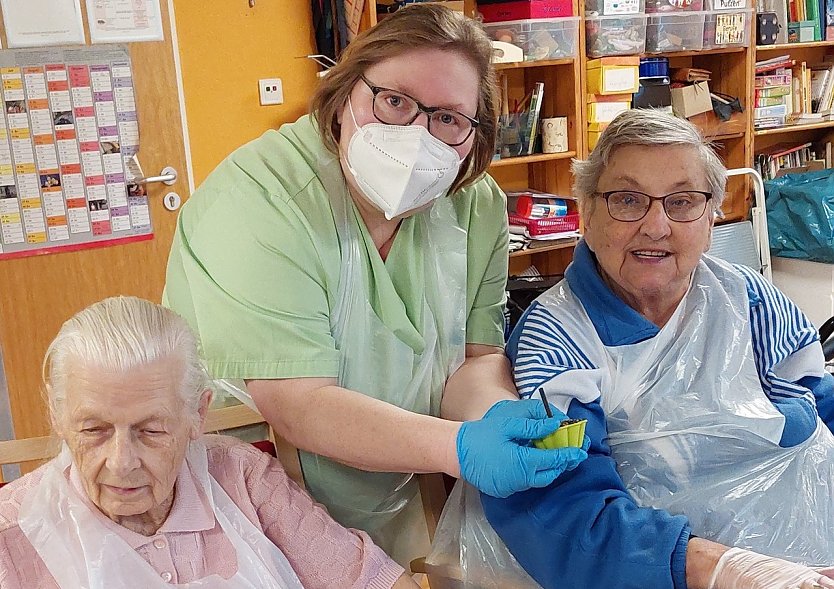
[756,96,787,106]
[755,75,792,87]
[755,84,792,97]
[756,61,795,74]
[526,82,545,156]
[755,103,790,117]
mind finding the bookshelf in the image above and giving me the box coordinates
[753,41,834,176]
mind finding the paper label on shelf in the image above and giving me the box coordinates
[712,0,746,10]
[603,0,641,14]
[603,68,638,92]
[591,102,631,122]
[715,12,745,44]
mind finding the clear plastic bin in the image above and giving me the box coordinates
[646,0,703,13]
[585,0,645,16]
[585,14,648,56]
[483,17,580,60]
[703,9,752,48]
[646,11,706,52]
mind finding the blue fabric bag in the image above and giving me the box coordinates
[765,168,834,263]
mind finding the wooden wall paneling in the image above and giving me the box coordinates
[0,0,190,446]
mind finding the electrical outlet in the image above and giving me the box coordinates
[258,78,283,106]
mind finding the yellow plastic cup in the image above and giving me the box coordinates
[534,419,587,450]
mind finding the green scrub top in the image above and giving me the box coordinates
[164,115,508,385]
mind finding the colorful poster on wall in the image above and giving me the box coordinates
[0,0,85,48]
[86,0,164,44]
[0,46,151,260]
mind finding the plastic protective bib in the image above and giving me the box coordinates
[537,256,834,565]
[301,155,467,561]
[18,441,304,589]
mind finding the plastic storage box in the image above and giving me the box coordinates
[646,0,703,12]
[483,17,580,60]
[585,14,647,56]
[703,9,752,48]
[477,0,575,22]
[646,11,706,52]
[586,0,645,15]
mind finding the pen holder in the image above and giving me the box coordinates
[534,419,587,449]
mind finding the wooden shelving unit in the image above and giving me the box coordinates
[510,239,579,258]
[490,151,577,168]
[755,120,834,136]
[496,58,576,70]
[757,40,834,51]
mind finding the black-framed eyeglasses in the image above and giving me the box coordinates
[360,76,479,147]
[597,190,713,223]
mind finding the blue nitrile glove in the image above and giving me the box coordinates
[456,399,589,498]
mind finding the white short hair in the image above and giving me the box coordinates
[43,296,207,421]
[572,109,727,217]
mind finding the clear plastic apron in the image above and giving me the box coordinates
[538,255,834,565]
[299,156,467,563]
[18,440,305,588]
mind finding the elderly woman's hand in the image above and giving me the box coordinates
[456,399,588,498]
[709,548,834,589]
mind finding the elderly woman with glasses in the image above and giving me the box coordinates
[479,109,834,589]
[163,3,586,567]
[0,297,418,588]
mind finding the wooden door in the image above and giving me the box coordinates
[0,0,190,442]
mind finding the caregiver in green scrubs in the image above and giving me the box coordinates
[164,4,586,566]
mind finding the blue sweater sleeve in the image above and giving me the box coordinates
[481,397,692,589]
[738,265,827,447]
[799,372,834,432]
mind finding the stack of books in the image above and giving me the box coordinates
[754,55,795,129]
[755,141,817,179]
[793,61,834,122]
[752,56,834,127]
[506,190,581,248]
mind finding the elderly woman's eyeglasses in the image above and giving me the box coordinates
[360,76,479,147]
[597,190,713,223]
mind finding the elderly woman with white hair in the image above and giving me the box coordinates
[478,109,834,589]
[0,296,418,589]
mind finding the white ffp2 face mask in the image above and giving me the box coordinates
[345,98,463,220]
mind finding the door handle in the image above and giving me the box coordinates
[130,166,178,186]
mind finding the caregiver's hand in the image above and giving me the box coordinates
[456,399,588,498]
